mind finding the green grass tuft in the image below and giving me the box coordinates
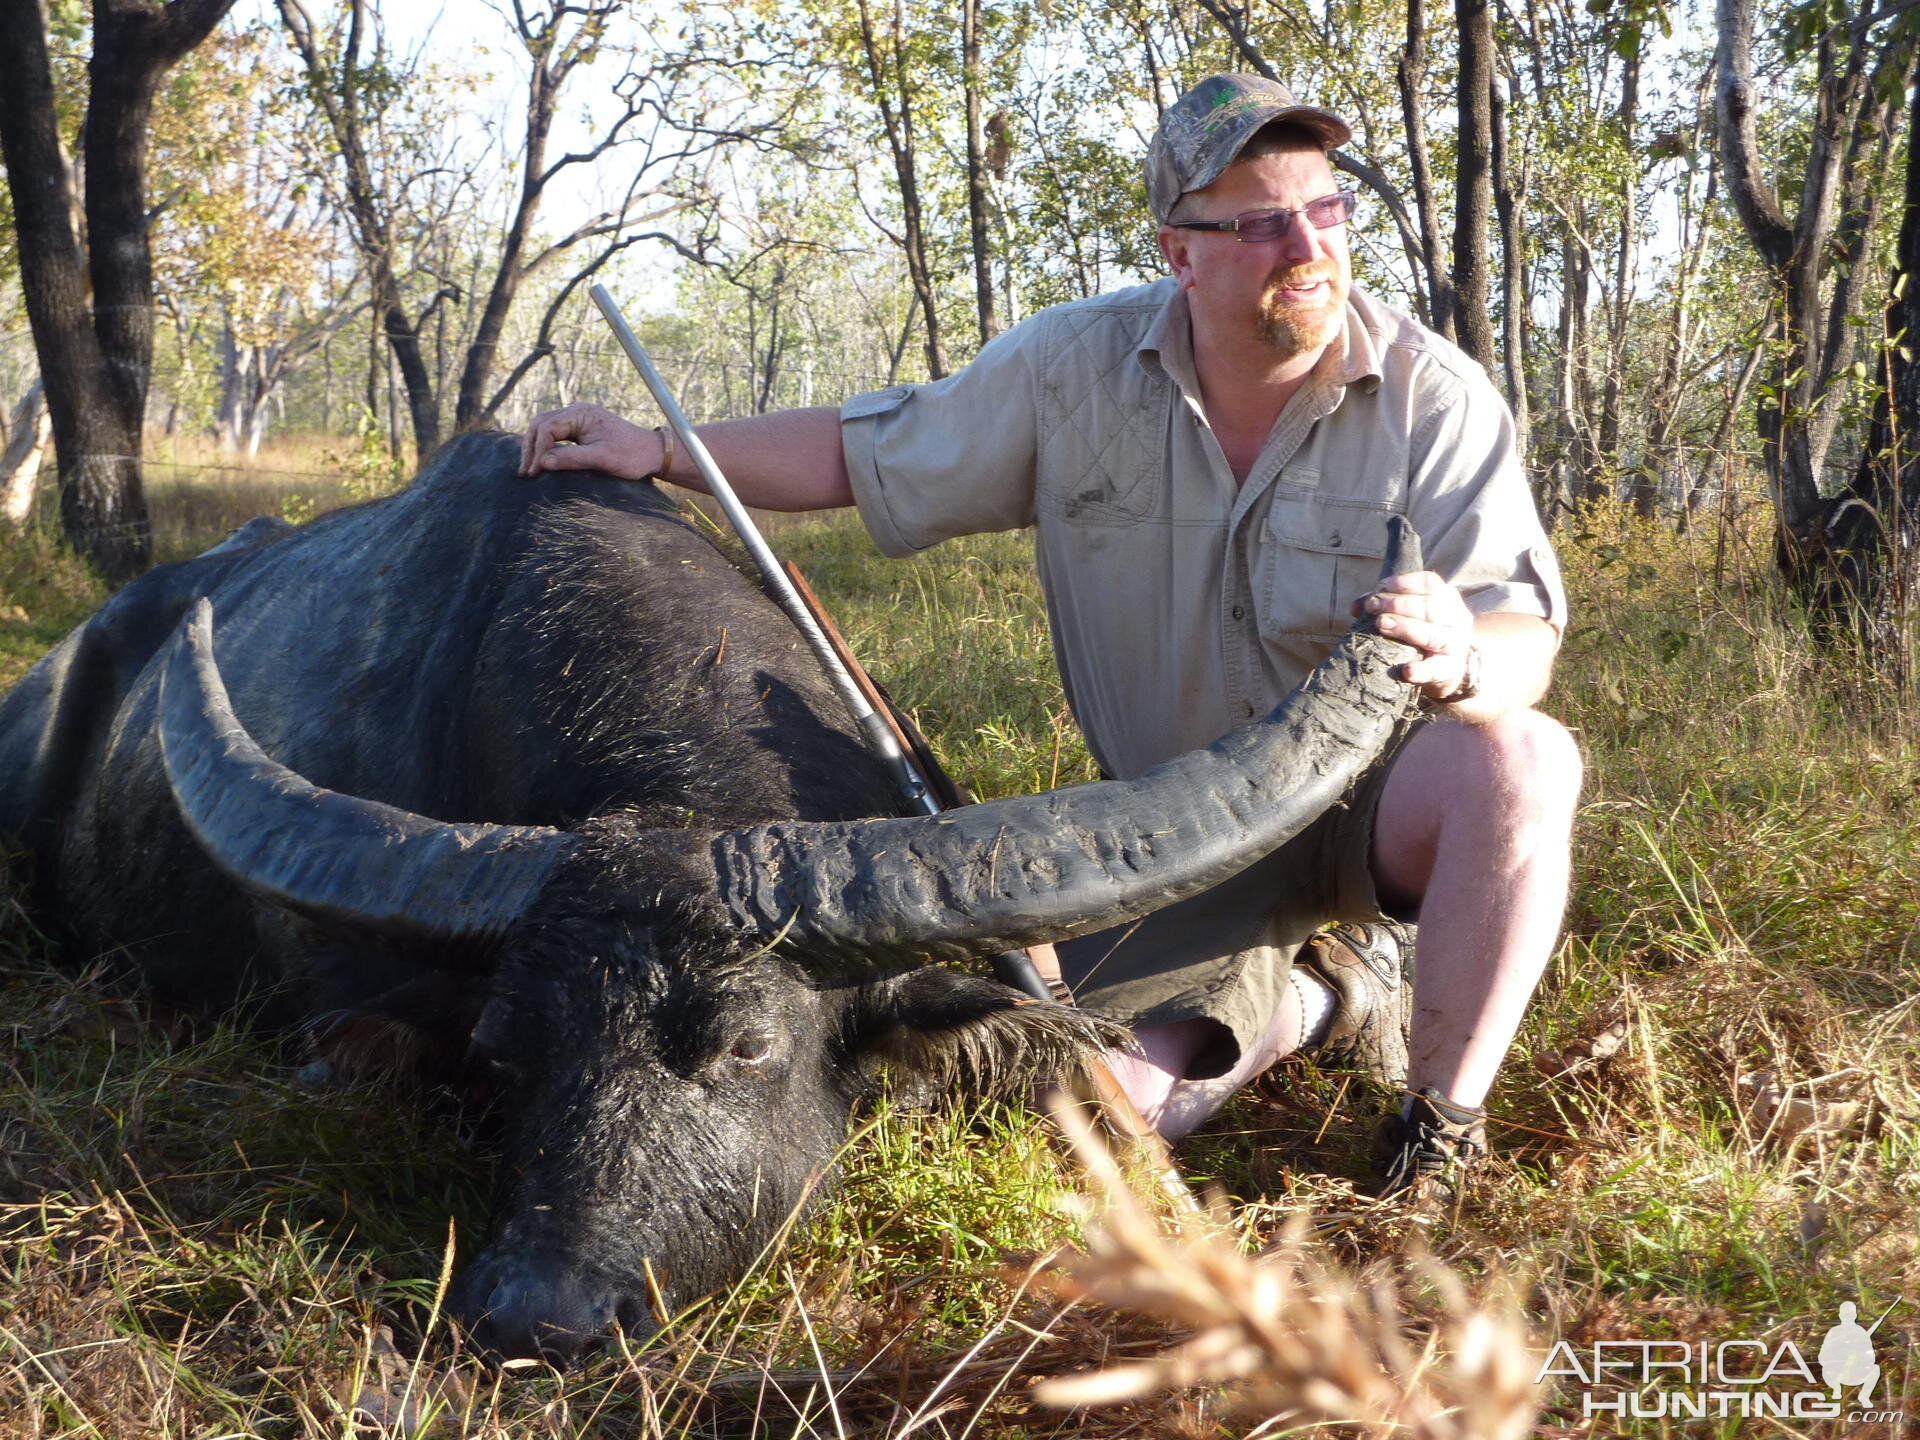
[0,473,1916,1435]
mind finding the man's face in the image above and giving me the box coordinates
[1157,147,1352,361]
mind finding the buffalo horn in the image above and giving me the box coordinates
[159,599,572,942]
[708,519,1427,967]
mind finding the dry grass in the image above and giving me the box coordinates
[0,465,1916,1436]
[1028,1102,1539,1439]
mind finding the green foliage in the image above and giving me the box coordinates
[321,406,410,503]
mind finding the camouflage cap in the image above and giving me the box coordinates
[1146,74,1352,224]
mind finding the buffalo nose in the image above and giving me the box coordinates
[457,1267,630,1364]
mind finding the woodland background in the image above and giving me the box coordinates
[3,1,1920,1436]
[4,0,1920,639]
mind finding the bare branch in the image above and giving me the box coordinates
[475,230,701,426]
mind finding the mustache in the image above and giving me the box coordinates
[1264,263,1338,293]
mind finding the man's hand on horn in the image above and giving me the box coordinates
[520,403,662,480]
[1353,571,1479,704]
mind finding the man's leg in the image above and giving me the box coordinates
[1369,708,1582,1107]
[1102,964,1339,1141]
[1088,707,1577,1142]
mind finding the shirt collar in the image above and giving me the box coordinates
[1338,289,1386,394]
[1136,284,1196,393]
[1137,282,1386,396]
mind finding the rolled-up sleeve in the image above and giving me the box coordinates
[840,325,1042,557]
[1408,368,1568,633]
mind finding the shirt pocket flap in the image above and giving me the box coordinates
[841,385,914,420]
[1266,496,1395,558]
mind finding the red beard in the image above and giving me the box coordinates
[1257,264,1346,357]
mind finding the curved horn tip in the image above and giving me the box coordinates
[158,594,566,944]
[1380,515,1424,579]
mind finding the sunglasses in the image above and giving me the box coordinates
[1170,190,1358,242]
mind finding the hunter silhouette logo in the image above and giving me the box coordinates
[1534,1299,1905,1423]
[1819,1301,1894,1407]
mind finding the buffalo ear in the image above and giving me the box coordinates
[305,970,486,1091]
[852,967,1129,1102]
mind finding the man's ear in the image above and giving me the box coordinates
[849,966,1129,1102]
[1158,223,1197,289]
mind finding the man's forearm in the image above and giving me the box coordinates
[661,407,854,512]
[1449,613,1559,724]
[520,401,855,513]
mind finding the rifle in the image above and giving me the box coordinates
[589,284,1202,1215]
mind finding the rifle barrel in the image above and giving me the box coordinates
[588,284,935,816]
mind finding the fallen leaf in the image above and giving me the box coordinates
[37,996,153,1046]
[340,1325,473,1438]
[1534,1017,1631,1081]
[1798,1200,1829,1248]
[1737,1070,1863,1154]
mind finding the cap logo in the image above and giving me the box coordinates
[1203,92,1264,131]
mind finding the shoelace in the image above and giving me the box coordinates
[1381,1113,1486,1193]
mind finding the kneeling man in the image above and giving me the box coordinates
[520,74,1582,1206]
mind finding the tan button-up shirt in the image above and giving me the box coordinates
[841,279,1566,782]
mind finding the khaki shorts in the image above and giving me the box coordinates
[1056,716,1424,1080]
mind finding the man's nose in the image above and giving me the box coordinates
[1270,210,1322,266]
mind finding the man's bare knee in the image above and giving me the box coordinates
[1465,708,1583,817]
[1374,710,1579,898]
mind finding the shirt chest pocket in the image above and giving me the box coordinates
[1258,494,1401,642]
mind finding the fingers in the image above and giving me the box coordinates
[519,403,653,479]
[1372,610,1468,657]
[519,404,596,477]
[1352,572,1473,633]
[1347,568,1473,700]
[1371,608,1470,698]
[1351,571,1446,618]
[1372,569,1444,595]
[536,441,622,473]
[1396,649,1468,696]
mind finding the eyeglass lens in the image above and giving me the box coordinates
[1236,192,1356,243]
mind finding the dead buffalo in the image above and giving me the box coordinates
[0,432,1415,1360]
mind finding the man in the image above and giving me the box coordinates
[519,74,1580,1206]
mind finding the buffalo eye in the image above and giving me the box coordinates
[474,1050,524,1089]
[727,1034,774,1067]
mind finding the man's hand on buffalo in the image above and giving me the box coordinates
[1353,572,1559,723]
[520,402,664,480]
[518,404,858,513]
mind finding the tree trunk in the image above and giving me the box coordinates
[217,323,255,456]
[962,0,1000,349]
[278,0,440,456]
[1490,73,1530,464]
[1647,112,1712,509]
[855,0,947,380]
[1603,53,1647,515]
[1399,0,1456,337]
[453,7,567,429]
[1714,0,1915,590]
[1558,223,1605,508]
[1451,0,1498,370]
[1820,79,1920,670]
[0,0,234,577]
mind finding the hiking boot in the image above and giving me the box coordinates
[1298,920,1414,1088]
[1373,1086,1488,1212]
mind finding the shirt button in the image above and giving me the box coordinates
[1231,604,1245,620]
[1243,702,1255,717]
[1328,531,1343,548]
